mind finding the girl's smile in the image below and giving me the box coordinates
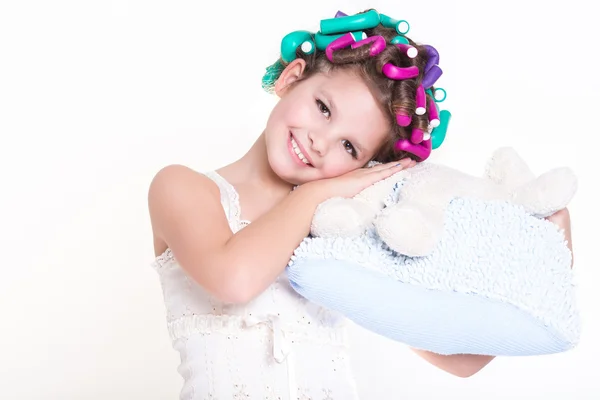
[288,132,314,168]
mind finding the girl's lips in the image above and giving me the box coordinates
[290,132,314,166]
[288,132,313,168]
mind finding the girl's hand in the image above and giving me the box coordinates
[316,158,416,199]
[546,208,574,268]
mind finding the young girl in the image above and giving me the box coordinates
[148,9,574,399]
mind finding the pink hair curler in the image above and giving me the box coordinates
[415,85,426,115]
[395,43,418,58]
[351,35,386,56]
[428,97,440,128]
[395,138,432,161]
[325,32,357,62]
[382,64,419,80]
[410,128,424,144]
[396,112,412,127]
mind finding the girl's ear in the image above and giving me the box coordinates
[274,58,307,97]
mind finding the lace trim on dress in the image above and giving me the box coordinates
[204,170,251,232]
[167,314,349,347]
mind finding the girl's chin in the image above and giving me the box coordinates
[271,164,316,186]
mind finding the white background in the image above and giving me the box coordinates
[1,0,598,399]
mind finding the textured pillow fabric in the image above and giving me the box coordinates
[287,197,580,356]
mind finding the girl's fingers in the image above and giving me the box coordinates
[390,158,413,169]
[367,157,416,173]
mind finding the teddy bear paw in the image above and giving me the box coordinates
[513,167,578,217]
[374,207,438,257]
[311,198,378,237]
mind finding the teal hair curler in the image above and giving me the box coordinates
[281,30,315,63]
[320,9,380,35]
[431,110,451,149]
[380,13,410,35]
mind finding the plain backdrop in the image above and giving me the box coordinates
[1,0,598,399]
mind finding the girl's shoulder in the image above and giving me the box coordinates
[148,164,227,245]
[148,164,221,202]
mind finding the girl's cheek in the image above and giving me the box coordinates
[320,159,353,178]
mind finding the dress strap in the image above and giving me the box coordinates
[204,171,250,233]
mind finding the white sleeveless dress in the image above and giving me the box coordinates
[151,171,360,399]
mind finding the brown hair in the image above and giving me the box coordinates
[268,10,439,163]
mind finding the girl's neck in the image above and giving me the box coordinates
[220,132,294,195]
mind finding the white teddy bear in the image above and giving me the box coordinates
[310,147,578,257]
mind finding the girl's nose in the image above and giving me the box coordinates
[307,130,328,156]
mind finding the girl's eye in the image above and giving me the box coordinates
[316,99,331,119]
[342,139,358,159]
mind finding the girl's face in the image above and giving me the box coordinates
[265,65,390,185]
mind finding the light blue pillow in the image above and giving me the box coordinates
[287,197,580,356]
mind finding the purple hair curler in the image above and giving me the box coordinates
[325,32,356,62]
[395,138,432,161]
[423,65,443,89]
[351,35,386,56]
[382,64,419,80]
[415,85,426,115]
[335,10,347,18]
[423,45,440,73]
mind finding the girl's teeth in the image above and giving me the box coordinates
[291,137,310,165]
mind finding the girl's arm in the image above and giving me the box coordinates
[411,350,494,378]
[148,164,329,304]
[412,208,574,377]
[546,208,573,268]
[148,162,408,304]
